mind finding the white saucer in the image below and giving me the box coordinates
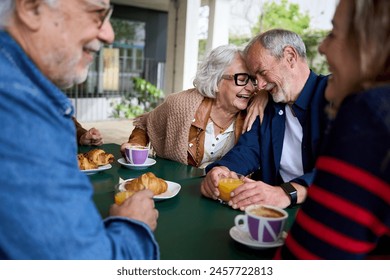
[118,178,181,201]
[229,226,284,249]
[81,164,112,175]
[118,157,156,170]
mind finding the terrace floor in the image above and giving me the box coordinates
[79,119,134,145]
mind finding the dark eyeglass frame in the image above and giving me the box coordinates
[221,73,258,87]
[97,5,114,29]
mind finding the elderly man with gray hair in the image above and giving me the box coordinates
[0,0,159,259]
[202,29,329,210]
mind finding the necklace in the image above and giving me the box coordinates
[209,115,233,134]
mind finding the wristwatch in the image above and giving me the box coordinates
[280,182,297,207]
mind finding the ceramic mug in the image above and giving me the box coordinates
[234,204,288,243]
[125,145,149,164]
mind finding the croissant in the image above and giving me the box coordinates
[124,172,168,195]
[85,149,114,165]
[77,154,98,170]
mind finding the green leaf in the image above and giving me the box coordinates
[111,77,165,119]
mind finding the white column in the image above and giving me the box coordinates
[206,0,230,53]
[165,0,200,94]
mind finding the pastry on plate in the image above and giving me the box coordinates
[77,154,98,170]
[124,172,168,195]
[77,149,115,170]
[85,149,114,166]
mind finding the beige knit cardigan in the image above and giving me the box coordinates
[133,88,204,165]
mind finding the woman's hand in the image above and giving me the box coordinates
[79,128,103,146]
[120,142,132,157]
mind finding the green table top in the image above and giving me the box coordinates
[81,144,298,260]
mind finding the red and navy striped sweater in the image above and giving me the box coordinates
[276,85,390,259]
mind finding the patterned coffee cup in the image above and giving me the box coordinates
[234,204,288,243]
[125,145,149,164]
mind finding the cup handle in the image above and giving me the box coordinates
[125,150,131,163]
[234,214,248,232]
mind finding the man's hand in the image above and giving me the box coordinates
[200,166,234,199]
[229,180,307,210]
[109,189,159,231]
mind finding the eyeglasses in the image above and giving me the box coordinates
[221,73,258,87]
[97,5,114,29]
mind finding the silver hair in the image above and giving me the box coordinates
[194,44,244,98]
[0,0,58,29]
[0,0,14,29]
[245,29,306,59]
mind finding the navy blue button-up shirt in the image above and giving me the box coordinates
[207,71,329,187]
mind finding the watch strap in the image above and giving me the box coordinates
[280,182,297,207]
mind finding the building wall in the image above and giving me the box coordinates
[113,5,168,66]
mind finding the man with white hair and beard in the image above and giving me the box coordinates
[201,29,329,210]
[0,0,159,259]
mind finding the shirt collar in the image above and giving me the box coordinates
[0,31,74,117]
[294,70,319,111]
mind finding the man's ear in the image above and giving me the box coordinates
[283,46,298,68]
[14,0,45,30]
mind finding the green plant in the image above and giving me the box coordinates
[249,0,330,75]
[132,77,164,110]
[111,77,164,119]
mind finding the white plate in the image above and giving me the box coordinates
[229,226,284,249]
[118,157,156,170]
[118,178,181,201]
[81,164,112,175]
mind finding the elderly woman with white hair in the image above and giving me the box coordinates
[121,44,262,168]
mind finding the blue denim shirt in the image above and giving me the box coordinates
[0,31,159,259]
[207,71,329,187]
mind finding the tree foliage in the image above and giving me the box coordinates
[303,29,329,74]
[252,0,310,35]
[242,0,329,75]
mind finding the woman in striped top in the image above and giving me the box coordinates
[276,0,390,259]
